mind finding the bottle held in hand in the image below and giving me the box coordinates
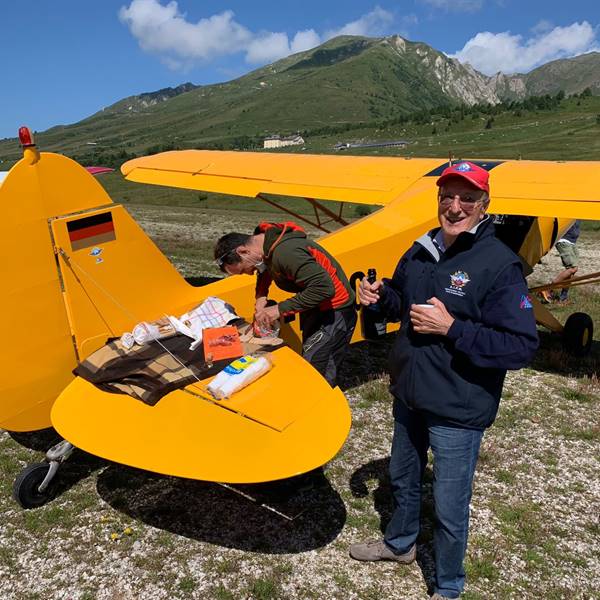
[361,268,387,340]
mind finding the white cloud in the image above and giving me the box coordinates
[119,1,252,68]
[324,6,395,38]
[245,32,291,64]
[119,0,400,69]
[531,20,553,35]
[450,21,599,75]
[402,14,419,27]
[396,14,419,39]
[419,0,483,11]
[244,29,321,64]
[291,29,322,54]
[243,6,395,64]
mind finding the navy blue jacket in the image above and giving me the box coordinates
[379,217,539,429]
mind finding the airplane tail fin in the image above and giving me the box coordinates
[0,149,203,431]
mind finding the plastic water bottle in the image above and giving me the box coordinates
[207,354,272,399]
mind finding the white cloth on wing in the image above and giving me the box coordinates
[121,297,238,350]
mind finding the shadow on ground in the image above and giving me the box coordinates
[9,427,63,452]
[8,429,348,552]
[340,327,599,386]
[338,336,395,391]
[96,464,346,553]
[530,330,599,378]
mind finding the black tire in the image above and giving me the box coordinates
[13,463,53,509]
[563,312,594,357]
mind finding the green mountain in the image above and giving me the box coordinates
[1,37,599,163]
[0,35,496,159]
[489,52,600,100]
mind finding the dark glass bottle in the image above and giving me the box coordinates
[361,268,387,340]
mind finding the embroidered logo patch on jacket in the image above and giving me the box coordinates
[445,270,471,297]
[520,294,533,309]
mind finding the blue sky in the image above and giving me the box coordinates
[1,0,599,139]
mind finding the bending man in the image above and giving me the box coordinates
[214,221,357,387]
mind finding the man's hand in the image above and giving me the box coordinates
[255,304,280,328]
[255,296,268,312]
[410,297,454,336]
[358,277,383,306]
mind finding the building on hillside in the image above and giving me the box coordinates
[264,134,305,149]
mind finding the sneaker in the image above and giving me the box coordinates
[349,540,416,563]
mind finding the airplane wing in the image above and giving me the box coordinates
[122,151,600,220]
[121,150,444,206]
[490,160,600,220]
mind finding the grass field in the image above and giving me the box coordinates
[0,198,597,599]
[300,95,600,161]
[1,89,599,598]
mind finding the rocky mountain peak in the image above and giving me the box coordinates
[386,35,407,53]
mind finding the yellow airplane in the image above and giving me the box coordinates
[2,129,598,508]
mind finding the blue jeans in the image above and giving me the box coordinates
[384,399,484,599]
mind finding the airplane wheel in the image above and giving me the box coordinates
[562,312,593,357]
[13,463,53,509]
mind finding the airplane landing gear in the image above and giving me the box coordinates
[13,440,74,509]
[562,312,594,357]
[13,463,54,509]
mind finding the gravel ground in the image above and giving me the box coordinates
[0,212,597,600]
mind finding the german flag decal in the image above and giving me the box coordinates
[67,212,116,251]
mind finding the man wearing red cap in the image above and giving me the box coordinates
[350,162,538,598]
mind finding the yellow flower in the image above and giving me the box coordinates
[123,527,133,536]
[110,533,120,541]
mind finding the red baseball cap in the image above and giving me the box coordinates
[436,161,490,194]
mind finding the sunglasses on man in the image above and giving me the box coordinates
[438,191,485,209]
[215,249,240,272]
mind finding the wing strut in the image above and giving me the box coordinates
[305,197,349,228]
[256,194,348,233]
[529,270,600,294]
